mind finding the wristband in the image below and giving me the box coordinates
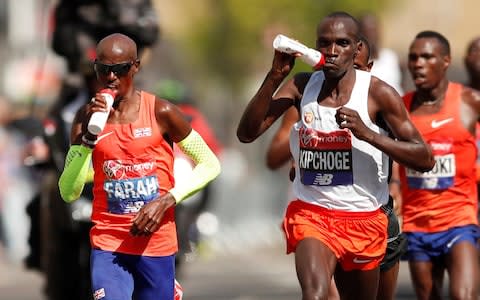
[82,134,98,148]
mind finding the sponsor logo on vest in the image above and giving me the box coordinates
[304,111,314,124]
[103,160,155,179]
[431,118,453,129]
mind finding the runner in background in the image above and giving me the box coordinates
[398,30,480,300]
[155,79,223,277]
[358,12,404,95]
[155,80,222,156]
[358,12,405,213]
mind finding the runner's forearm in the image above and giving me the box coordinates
[58,145,92,203]
[170,130,221,203]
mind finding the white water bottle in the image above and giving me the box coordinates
[87,88,116,135]
[273,34,325,69]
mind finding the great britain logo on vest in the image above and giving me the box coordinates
[133,127,152,138]
[298,127,353,186]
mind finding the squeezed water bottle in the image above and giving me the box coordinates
[87,88,116,135]
[273,34,325,69]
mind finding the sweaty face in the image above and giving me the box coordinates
[408,38,449,90]
[465,39,480,78]
[316,17,359,78]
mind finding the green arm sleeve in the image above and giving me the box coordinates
[86,168,94,183]
[170,129,221,204]
[58,145,93,203]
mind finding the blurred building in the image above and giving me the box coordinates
[0,0,64,119]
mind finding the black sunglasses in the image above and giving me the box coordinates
[94,60,136,76]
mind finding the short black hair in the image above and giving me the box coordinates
[466,36,480,54]
[415,30,450,56]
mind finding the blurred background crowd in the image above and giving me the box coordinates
[0,0,480,298]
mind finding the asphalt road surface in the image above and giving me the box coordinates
[0,243,425,300]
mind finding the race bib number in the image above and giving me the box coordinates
[406,140,455,190]
[104,175,159,214]
[298,128,353,186]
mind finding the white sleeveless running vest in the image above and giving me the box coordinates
[289,70,389,211]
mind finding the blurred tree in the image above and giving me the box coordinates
[158,0,394,146]
[179,0,391,90]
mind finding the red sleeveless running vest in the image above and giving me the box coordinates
[401,82,478,233]
[90,91,177,256]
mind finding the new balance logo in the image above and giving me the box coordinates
[313,174,334,185]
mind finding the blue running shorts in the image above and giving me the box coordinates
[403,224,480,262]
[91,249,175,300]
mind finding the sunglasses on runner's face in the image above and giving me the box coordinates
[94,60,134,76]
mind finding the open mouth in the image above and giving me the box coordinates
[412,71,426,80]
[323,59,337,70]
[325,57,336,64]
[412,74,428,85]
[413,72,425,78]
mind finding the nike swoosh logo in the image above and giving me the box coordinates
[353,257,372,264]
[387,236,399,243]
[446,234,462,249]
[431,118,453,128]
[97,131,114,142]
